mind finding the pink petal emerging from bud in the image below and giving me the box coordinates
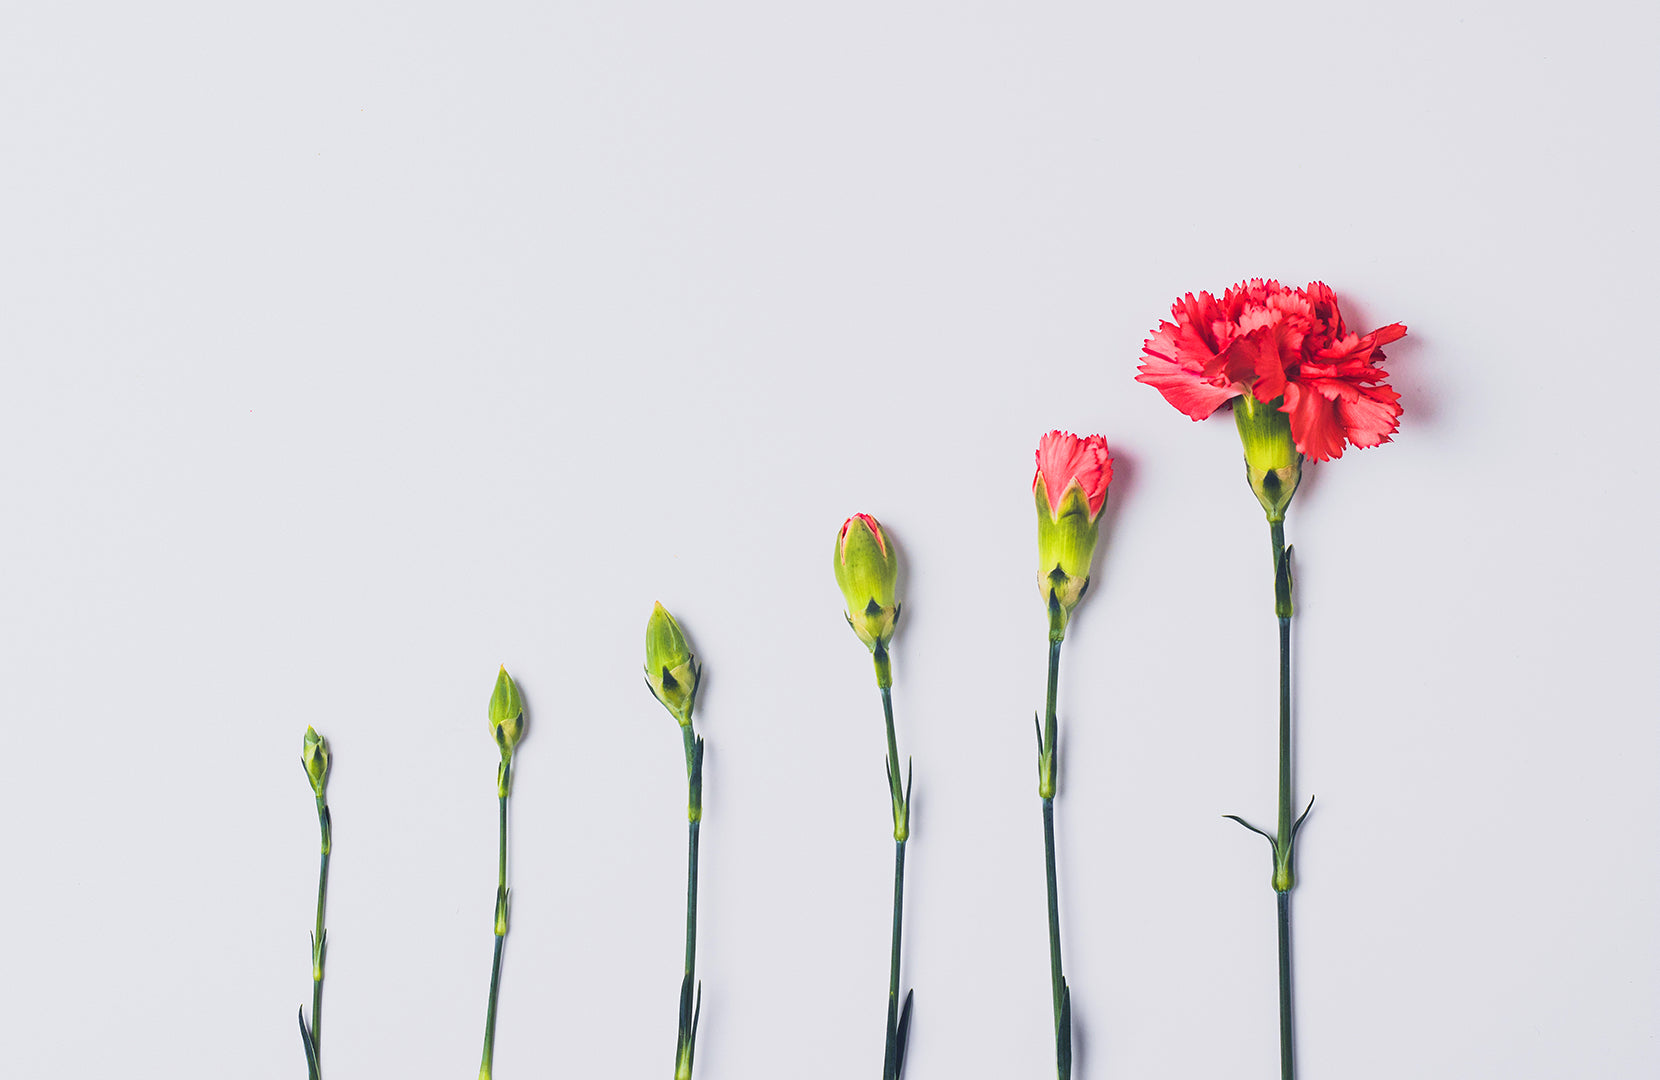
[1034,431,1113,520]
[837,512,888,565]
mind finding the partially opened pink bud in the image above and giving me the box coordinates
[1033,430,1112,638]
[833,513,900,654]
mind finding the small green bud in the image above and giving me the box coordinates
[645,602,699,726]
[487,666,525,753]
[1234,394,1302,522]
[833,514,899,653]
[301,726,330,798]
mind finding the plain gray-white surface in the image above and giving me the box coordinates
[2,2,1656,1077]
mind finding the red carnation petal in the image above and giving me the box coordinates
[1281,383,1348,462]
[838,513,887,564]
[1230,331,1289,403]
[1034,430,1113,518]
[1336,383,1402,449]
[1135,357,1239,420]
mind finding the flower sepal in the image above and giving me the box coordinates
[1234,393,1302,522]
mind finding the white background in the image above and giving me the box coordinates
[2,2,1656,1077]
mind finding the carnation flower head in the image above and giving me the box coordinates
[1136,279,1407,462]
[1035,430,1113,523]
[832,513,901,675]
[1032,431,1113,639]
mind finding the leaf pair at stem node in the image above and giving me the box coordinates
[1225,796,1316,892]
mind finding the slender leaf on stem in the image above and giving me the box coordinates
[1224,814,1277,846]
[1293,795,1315,835]
[893,989,914,1080]
[1056,982,1072,1080]
[299,1008,320,1080]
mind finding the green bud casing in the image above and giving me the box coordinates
[301,726,331,798]
[1034,481,1101,640]
[1234,394,1302,522]
[487,666,525,753]
[645,601,700,726]
[833,514,900,653]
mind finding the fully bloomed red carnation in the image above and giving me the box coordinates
[1136,280,1407,461]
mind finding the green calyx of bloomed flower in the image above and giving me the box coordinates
[1035,480,1102,641]
[645,601,699,727]
[301,726,330,798]
[1235,394,1302,522]
[488,666,525,755]
[833,519,900,658]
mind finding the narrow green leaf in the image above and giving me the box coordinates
[1224,814,1276,846]
[1056,982,1072,1080]
[1293,795,1316,835]
[893,989,914,1079]
[299,1007,321,1080]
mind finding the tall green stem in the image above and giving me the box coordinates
[681,722,700,982]
[480,769,510,1080]
[1270,519,1295,1080]
[676,724,703,1080]
[1037,638,1070,1078]
[1041,799,1062,1020]
[883,839,908,1077]
[311,797,331,1062]
[881,686,903,815]
[877,684,912,1080]
[684,807,699,986]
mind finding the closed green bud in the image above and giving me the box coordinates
[833,513,899,654]
[301,726,330,798]
[487,666,525,753]
[1234,394,1302,522]
[645,601,699,726]
[1033,431,1113,640]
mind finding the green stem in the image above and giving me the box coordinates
[1271,520,1292,845]
[480,770,509,1080]
[876,679,911,1078]
[676,728,705,1079]
[480,936,505,1080]
[1277,891,1294,1080]
[1269,519,1295,1080]
[1041,798,1062,1022]
[880,686,903,822]
[883,838,907,1079]
[684,816,700,995]
[1038,637,1069,1077]
[1041,640,1060,796]
[311,797,331,1063]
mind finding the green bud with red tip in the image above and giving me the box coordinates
[488,667,524,753]
[833,513,900,686]
[1033,430,1113,641]
[645,602,700,727]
